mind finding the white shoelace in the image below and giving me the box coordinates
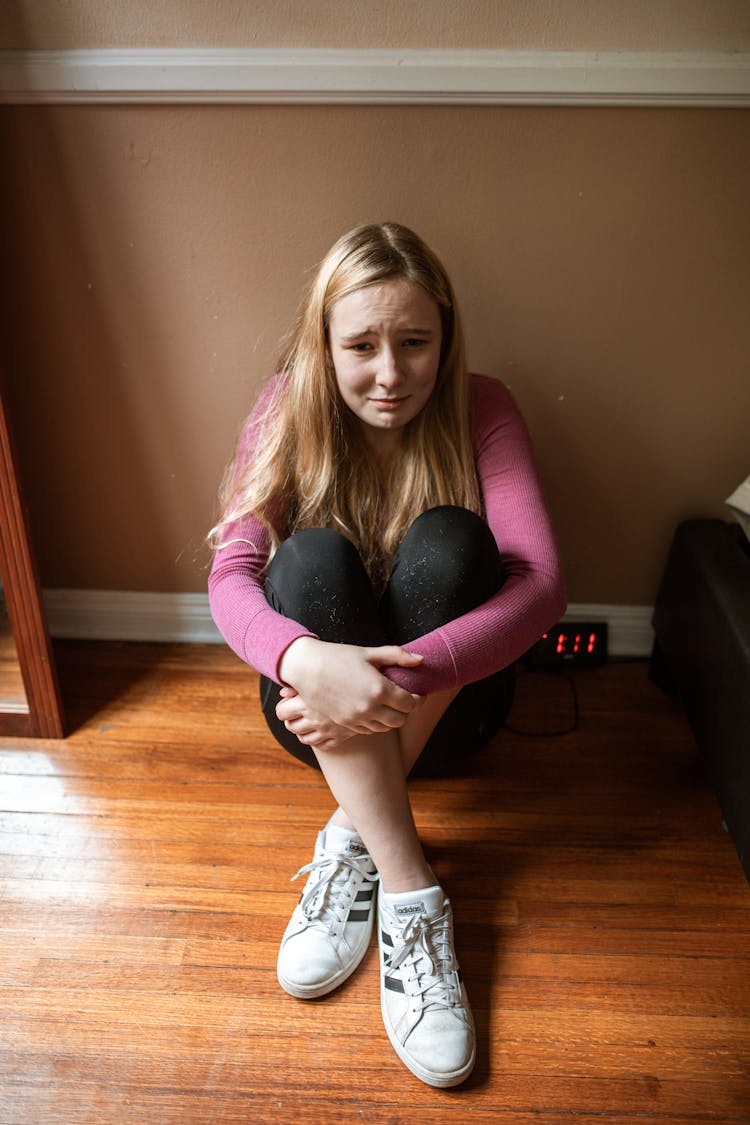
[292,853,377,928]
[386,910,460,1011]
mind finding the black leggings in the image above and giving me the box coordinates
[260,505,515,776]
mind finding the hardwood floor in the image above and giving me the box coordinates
[0,613,26,712]
[1,641,749,1124]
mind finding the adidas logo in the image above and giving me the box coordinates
[395,902,426,917]
[345,840,367,857]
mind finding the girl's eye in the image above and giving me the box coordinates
[350,342,372,352]
[404,338,426,347]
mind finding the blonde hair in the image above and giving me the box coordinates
[211,222,481,578]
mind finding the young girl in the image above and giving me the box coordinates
[208,222,565,1088]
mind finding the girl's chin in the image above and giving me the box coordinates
[365,411,410,430]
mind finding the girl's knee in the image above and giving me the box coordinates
[265,528,381,643]
[271,527,359,574]
[408,505,486,539]
[397,506,504,588]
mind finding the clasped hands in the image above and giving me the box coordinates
[275,636,424,751]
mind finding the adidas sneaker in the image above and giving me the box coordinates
[378,885,476,1087]
[277,825,378,999]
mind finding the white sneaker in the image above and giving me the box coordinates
[378,886,476,1087]
[277,826,379,999]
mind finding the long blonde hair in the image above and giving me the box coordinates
[211,222,481,577]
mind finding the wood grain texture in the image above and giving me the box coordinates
[0,373,64,738]
[0,621,26,712]
[1,642,749,1123]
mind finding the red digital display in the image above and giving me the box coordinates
[526,623,608,668]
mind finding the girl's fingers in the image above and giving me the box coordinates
[366,646,424,668]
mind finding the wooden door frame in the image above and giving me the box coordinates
[0,371,65,738]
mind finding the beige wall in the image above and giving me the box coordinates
[1,3,749,607]
[2,0,750,51]
[2,100,748,606]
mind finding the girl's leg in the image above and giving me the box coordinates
[262,510,511,780]
[266,530,433,1005]
[311,730,434,891]
[269,515,499,1085]
[406,670,516,776]
[259,525,455,885]
[260,528,385,768]
[380,505,506,641]
[260,529,445,882]
[271,508,508,887]
[381,505,511,776]
[397,686,462,773]
[265,528,384,645]
[368,507,503,1086]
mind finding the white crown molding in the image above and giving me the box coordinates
[1,47,749,106]
[43,589,654,658]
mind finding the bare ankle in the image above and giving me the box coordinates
[380,865,437,895]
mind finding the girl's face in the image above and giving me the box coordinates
[327,278,442,454]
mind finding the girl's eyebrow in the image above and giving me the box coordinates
[338,325,437,342]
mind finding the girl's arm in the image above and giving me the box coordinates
[208,378,319,679]
[383,375,566,696]
[208,378,423,733]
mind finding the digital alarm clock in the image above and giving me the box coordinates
[523,622,608,668]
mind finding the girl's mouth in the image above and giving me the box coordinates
[369,396,408,410]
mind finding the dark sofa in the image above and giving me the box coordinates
[651,518,750,882]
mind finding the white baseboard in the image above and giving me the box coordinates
[561,603,653,658]
[1,48,749,107]
[43,589,654,658]
[43,589,223,645]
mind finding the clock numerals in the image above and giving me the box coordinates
[525,623,608,668]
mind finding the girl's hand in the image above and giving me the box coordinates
[278,637,423,734]
[276,687,358,750]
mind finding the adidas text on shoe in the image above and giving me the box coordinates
[277,828,378,999]
[378,887,476,1088]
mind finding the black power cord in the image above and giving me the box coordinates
[502,667,580,737]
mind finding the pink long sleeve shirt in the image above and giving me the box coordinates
[208,373,566,695]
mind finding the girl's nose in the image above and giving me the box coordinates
[375,347,404,388]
